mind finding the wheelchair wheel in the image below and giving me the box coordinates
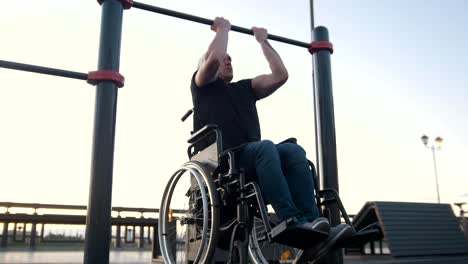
[249,216,301,263]
[159,161,220,264]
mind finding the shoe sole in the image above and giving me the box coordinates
[309,220,330,233]
[304,218,330,233]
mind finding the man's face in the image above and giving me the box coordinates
[218,54,233,82]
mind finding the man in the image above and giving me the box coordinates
[190,17,353,260]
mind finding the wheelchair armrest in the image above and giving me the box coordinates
[187,124,219,144]
[187,125,223,161]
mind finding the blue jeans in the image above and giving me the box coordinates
[238,140,319,222]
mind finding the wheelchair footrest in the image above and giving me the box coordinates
[268,219,328,250]
[333,224,383,249]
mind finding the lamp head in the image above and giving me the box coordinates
[435,136,443,148]
[421,134,429,146]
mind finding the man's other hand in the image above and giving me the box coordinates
[252,27,268,43]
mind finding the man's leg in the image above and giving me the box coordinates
[238,140,301,221]
[276,143,319,221]
[275,143,354,262]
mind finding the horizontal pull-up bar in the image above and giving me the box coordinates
[0,60,125,87]
[0,60,88,80]
[132,1,311,49]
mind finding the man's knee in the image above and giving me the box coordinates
[256,139,276,154]
[277,142,307,163]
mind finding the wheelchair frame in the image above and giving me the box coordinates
[158,125,382,263]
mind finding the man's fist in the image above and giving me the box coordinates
[252,27,268,43]
[211,17,231,32]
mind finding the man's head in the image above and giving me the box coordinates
[198,53,233,83]
[217,54,233,83]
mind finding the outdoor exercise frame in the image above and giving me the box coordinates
[0,0,340,263]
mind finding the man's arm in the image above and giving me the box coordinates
[195,17,231,88]
[251,27,289,100]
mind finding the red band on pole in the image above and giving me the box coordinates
[87,71,125,88]
[309,41,334,54]
[97,0,133,10]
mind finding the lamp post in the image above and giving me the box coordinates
[421,134,443,204]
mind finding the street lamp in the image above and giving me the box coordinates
[421,134,443,203]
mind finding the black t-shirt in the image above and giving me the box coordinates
[190,73,261,150]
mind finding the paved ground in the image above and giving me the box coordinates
[1,250,468,263]
[0,250,151,264]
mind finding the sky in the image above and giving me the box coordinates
[0,0,467,216]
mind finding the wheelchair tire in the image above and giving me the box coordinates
[159,161,220,264]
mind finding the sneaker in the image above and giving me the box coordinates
[301,217,330,233]
[294,223,354,263]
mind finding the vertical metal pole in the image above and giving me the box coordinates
[125,226,128,243]
[40,224,45,242]
[21,224,26,242]
[84,0,124,263]
[1,222,8,247]
[116,224,121,248]
[152,224,160,258]
[30,221,37,249]
[147,225,151,243]
[12,223,17,240]
[139,225,145,248]
[312,26,343,264]
[431,147,441,203]
[310,0,315,29]
[309,0,321,188]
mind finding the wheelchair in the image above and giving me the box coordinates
[158,122,382,263]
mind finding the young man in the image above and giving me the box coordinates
[190,17,353,259]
